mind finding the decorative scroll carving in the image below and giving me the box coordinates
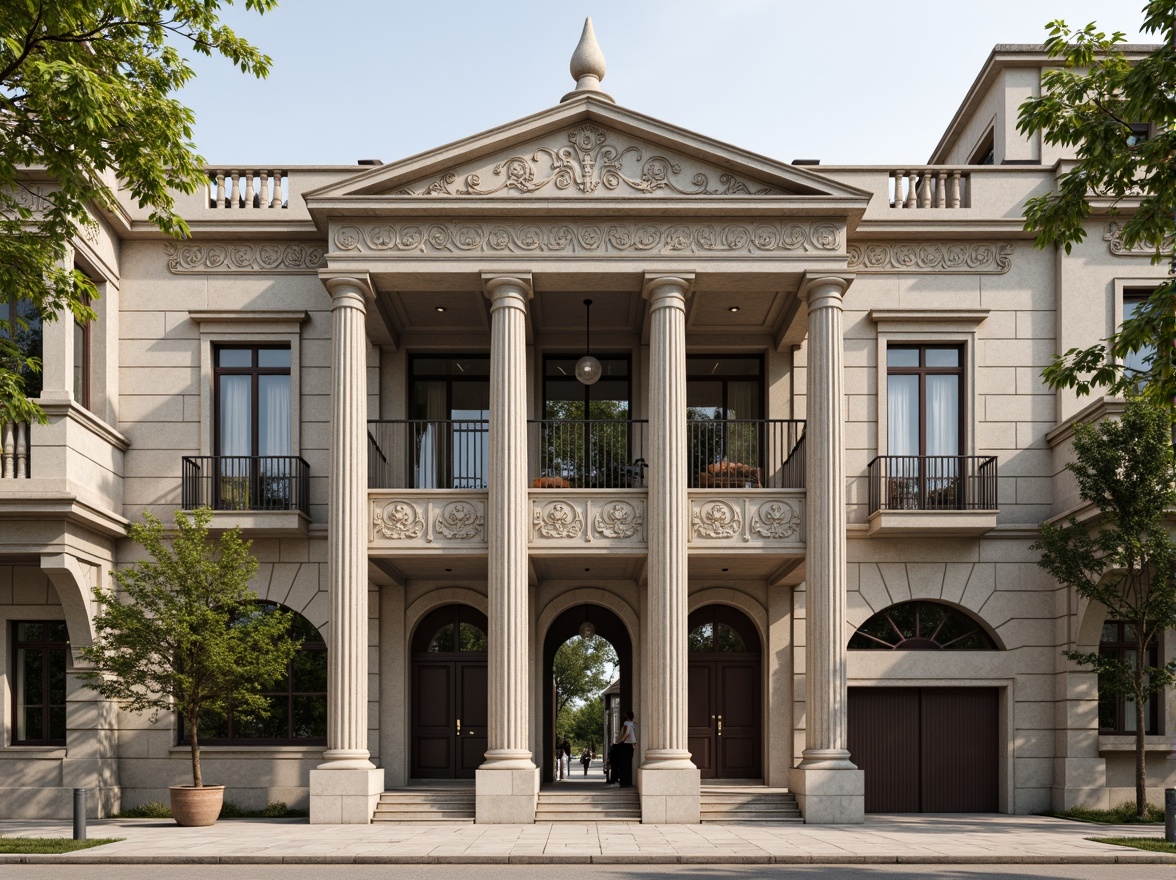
[434,501,484,541]
[692,500,742,539]
[533,501,585,539]
[397,124,779,197]
[1104,221,1173,257]
[333,221,840,256]
[751,501,801,539]
[593,501,643,539]
[374,502,424,540]
[847,242,1012,274]
[164,242,326,274]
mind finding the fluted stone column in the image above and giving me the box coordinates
[790,273,864,824]
[309,275,383,824]
[476,274,538,824]
[639,274,699,824]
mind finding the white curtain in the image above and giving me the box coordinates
[259,375,291,457]
[416,382,447,488]
[219,375,251,457]
[887,375,919,456]
[925,375,959,457]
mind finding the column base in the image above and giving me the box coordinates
[475,766,538,824]
[789,763,865,824]
[309,766,383,824]
[637,764,699,824]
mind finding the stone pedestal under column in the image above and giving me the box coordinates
[309,767,385,825]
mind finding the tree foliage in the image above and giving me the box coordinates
[0,1,275,425]
[559,698,605,754]
[80,507,299,788]
[1017,6,1176,405]
[552,634,616,720]
[1032,399,1176,817]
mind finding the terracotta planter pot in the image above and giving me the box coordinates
[169,784,224,827]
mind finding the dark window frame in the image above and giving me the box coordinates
[685,354,765,420]
[541,353,632,420]
[1098,620,1161,736]
[886,344,966,457]
[408,353,491,421]
[1122,289,1156,380]
[212,344,292,458]
[12,620,70,746]
[848,600,997,651]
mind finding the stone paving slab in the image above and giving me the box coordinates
[0,814,1173,865]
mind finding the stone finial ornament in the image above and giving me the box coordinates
[561,17,614,103]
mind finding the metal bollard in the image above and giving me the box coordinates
[1166,788,1176,844]
[72,788,86,841]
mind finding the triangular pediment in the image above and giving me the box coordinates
[304,96,869,205]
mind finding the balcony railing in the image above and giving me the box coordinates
[867,455,998,513]
[889,167,970,209]
[530,419,647,489]
[181,456,310,515]
[368,420,489,490]
[1,420,30,479]
[688,419,806,489]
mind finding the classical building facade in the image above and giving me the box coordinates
[2,31,1173,824]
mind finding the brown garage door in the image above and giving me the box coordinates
[848,687,999,812]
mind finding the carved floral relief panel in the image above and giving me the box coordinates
[688,493,805,549]
[370,493,487,550]
[529,493,646,549]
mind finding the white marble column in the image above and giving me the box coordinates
[310,275,383,824]
[476,274,538,824]
[639,274,700,824]
[790,273,864,824]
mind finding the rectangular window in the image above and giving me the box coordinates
[13,621,70,745]
[1123,290,1154,380]
[540,356,632,488]
[73,313,90,410]
[0,298,44,400]
[409,355,490,489]
[686,356,765,488]
[1098,621,1161,735]
[886,345,962,457]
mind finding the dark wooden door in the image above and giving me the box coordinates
[687,661,716,777]
[688,656,761,779]
[848,687,999,812]
[411,658,488,778]
[456,661,487,778]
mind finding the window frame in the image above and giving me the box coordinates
[685,354,765,421]
[11,620,70,747]
[212,344,293,459]
[1117,282,1161,381]
[885,344,965,458]
[1098,620,1161,736]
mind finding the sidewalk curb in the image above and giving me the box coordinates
[1,853,1174,865]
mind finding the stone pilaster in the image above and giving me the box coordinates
[476,273,538,824]
[639,273,699,824]
[790,273,864,824]
[310,274,383,824]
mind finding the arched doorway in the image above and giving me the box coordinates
[410,604,488,779]
[541,603,632,785]
[687,604,762,779]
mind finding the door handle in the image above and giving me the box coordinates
[717,715,723,736]
[456,718,461,736]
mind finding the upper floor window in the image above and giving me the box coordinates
[72,300,91,410]
[1122,290,1155,380]
[409,355,490,489]
[13,621,70,745]
[1098,621,1160,735]
[0,298,44,400]
[887,345,963,458]
[1126,123,1150,148]
[215,346,291,459]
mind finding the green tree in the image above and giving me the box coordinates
[567,696,605,754]
[0,1,275,425]
[1016,5,1176,404]
[552,634,616,720]
[1032,399,1176,818]
[80,507,300,788]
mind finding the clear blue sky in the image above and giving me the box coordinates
[180,0,1151,167]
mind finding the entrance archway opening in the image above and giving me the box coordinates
[542,603,632,785]
[687,604,763,779]
[410,604,488,779]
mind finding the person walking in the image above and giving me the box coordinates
[614,711,636,788]
[558,738,571,781]
[580,747,591,776]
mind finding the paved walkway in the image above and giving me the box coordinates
[1,814,1173,865]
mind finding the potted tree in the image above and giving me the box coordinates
[80,507,299,826]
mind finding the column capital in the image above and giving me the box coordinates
[800,272,854,311]
[642,273,695,308]
[481,272,533,305]
[321,273,375,310]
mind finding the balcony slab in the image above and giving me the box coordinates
[866,509,998,537]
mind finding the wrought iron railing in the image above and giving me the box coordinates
[367,420,489,490]
[688,419,806,489]
[181,456,310,514]
[867,455,998,513]
[529,419,647,489]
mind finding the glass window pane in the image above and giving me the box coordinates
[687,381,722,412]
[458,622,487,652]
[219,375,251,457]
[688,623,714,652]
[258,375,291,456]
[23,707,43,741]
[451,382,490,417]
[1123,297,1154,378]
[925,375,960,457]
[887,374,920,456]
[727,381,761,420]
[257,348,290,369]
[47,622,69,643]
[293,695,327,738]
[715,624,745,652]
[49,706,66,741]
[73,320,87,405]
[17,622,43,642]
[887,347,920,368]
[1100,622,1119,643]
[48,648,67,704]
[21,649,44,706]
[201,710,230,739]
[686,358,761,376]
[292,650,327,693]
[217,348,252,368]
[430,624,455,652]
[925,348,960,368]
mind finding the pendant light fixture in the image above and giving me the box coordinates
[579,604,597,640]
[576,298,602,385]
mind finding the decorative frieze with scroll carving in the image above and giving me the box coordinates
[333,221,841,257]
[847,242,1011,274]
[395,124,780,197]
[688,493,805,549]
[528,492,646,549]
[165,242,326,274]
[369,493,487,550]
[1104,221,1173,257]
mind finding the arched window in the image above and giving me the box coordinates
[849,601,996,650]
[688,605,761,653]
[183,602,326,744]
[412,605,488,654]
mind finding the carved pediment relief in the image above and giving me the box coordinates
[390,123,783,197]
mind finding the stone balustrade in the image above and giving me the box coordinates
[207,169,287,209]
[1,421,29,479]
[889,168,970,209]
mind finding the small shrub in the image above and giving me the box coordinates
[1052,801,1164,824]
[1090,836,1176,853]
[262,801,289,817]
[114,801,172,819]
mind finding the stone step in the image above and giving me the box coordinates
[375,789,475,823]
[701,798,798,810]
[534,813,641,823]
[699,789,802,824]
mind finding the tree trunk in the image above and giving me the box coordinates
[190,716,202,788]
[1134,660,1147,819]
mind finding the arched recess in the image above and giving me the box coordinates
[848,600,1002,651]
[409,601,488,779]
[688,588,768,649]
[540,593,634,785]
[687,602,763,779]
